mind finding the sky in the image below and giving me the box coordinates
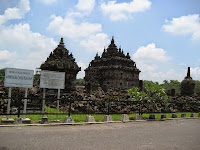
[0,0,200,83]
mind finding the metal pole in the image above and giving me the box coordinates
[107,99,110,115]
[68,98,71,117]
[6,87,12,119]
[23,88,28,119]
[42,88,45,117]
[17,95,21,118]
[56,89,60,121]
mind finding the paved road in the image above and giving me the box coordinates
[0,119,200,150]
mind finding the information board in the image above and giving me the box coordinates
[4,68,34,88]
[40,70,65,89]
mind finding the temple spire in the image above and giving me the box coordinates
[58,37,65,48]
[111,36,114,44]
[186,67,192,79]
[60,37,64,44]
[126,52,130,59]
[119,46,121,53]
[187,67,190,77]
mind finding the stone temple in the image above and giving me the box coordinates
[40,38,81,91]
[84,37,141,92]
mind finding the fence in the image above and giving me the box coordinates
[0,95,200,121]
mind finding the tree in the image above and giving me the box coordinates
[194,80,200,94]
[127,87,148,103]
[143,80,158,87]
[0,68,5,80]
[127,84,171,104]
[127,85,171,114]
[76,78,85,86]
[144,84,171,104]
[161,80,181,94]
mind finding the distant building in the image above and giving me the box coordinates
[84,37,141,92]
[40,38,81,91]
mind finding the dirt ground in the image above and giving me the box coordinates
[0,119,200,150]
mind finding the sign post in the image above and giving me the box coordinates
[56,89,60,121]
[4,68,34,121]
[40,70,65,122]
[42,88,46,117]
[23,88,28,119]
[6,87,12,119]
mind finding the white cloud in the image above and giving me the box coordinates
[133,43,200,83]
[77,61,87,78]
[101,0,151,21]
[0,23,57,70]
[0,23,56,53]
[0,50,17,61]
[191,67,200,80]
[47,15,102,39]
[133,43,173,83]
[47,0,109,53]
[0,0,57,70]
[0,0,30,25]
[140,69,184,83]
[80,33,109,52]
[133,43,171,63]
[39,0,57,5]
[76,0,95,13]
[162,14,200,41]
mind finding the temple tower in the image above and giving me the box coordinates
[181,67,195,96]
[40,38,81,91]
[84,37,141,92]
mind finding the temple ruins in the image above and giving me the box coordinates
[40,38,81,91]
[84,37,141,92]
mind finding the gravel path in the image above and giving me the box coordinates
[0,119,200,150]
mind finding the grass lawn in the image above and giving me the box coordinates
[0,112,199,124]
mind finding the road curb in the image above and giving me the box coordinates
[0,117,199,127]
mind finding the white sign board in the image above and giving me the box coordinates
[40,70,65,89]
[4,68,34,88]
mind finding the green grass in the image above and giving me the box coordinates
[0,112,199,124]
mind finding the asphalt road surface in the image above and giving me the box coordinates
[0,119,200,150]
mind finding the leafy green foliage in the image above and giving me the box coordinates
[127,87,149,103]
[76,78,85,86]
[0,68,5,80]
[144,80,200,95]
[194,80,200,94]
[127,84,171,104]
[161,80,181,94]
[144,84,171,104]
[143,80,159,87]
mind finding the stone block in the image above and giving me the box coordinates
[161,114,166,119]
[120,114,129,122]
[149,114,155,120]
[22,118,31,124]
[190,113,195,117]
[85,116,96,123]
[64,116,74,123]
[41,117,49,124]
[172,113,177,118]
[14,118,22,124]
[104,115,112,122]
[181,113,186,118]
[1,118,14,124]
[134,115,143,120]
